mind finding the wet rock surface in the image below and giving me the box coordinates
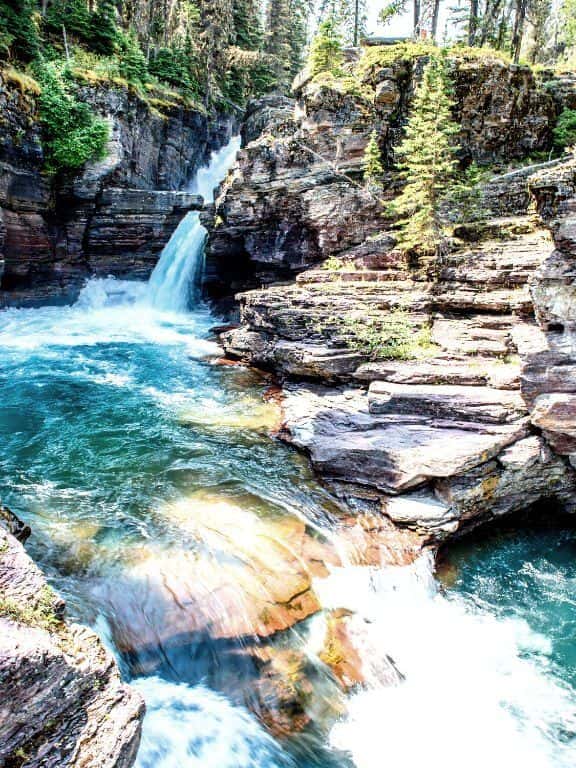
[0,508,144,768]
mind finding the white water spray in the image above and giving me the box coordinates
[316,554,576,768]
[147,137,241,313]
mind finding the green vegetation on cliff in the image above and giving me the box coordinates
[0,0,313,173]
[35,62,109,172]
[388,56,460,258]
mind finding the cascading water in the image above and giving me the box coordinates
[1,130,576,768]
[147,137,241,312]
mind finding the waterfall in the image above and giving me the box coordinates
[147,136,241,313]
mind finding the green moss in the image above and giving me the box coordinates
[356,41,438,78]
[448,45,512,64]
[343,310,436,360]
[0,585,62,631]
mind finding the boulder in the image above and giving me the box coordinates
[0,512,144,767]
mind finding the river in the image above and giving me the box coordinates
[0,139,575,767]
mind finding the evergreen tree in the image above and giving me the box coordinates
[89,0,120,56]
[363,130,384,185]
[0,0,40,61]
[308,17,343,77]
[388,56,459,258]
[265,0,310,91]
[318,0,367,45]
[45,0,92,42]
[118,31,148,84]
[233,0,263,51]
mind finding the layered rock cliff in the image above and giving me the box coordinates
[0,506,144,767]
[209,50,576,543]
[0,71,233,305]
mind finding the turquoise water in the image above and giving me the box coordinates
[0,280,345,767]
[446,524,576,697]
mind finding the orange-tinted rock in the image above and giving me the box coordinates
[98,494,335,658]
[319,612,365,692]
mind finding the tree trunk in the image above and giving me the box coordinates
[414,0,421,36]
[431,0,441,39]
[354,0,360,45]
[511,0,527,62]
[479,0,503,46]
[468,0,479,44]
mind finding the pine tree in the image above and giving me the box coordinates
[118,31,148,84]
[0,0,40,61]
[308,17,343,77]
[265,0,310,91]
[318,0,367,45]
[363,130,384,186]
[89,0,120,56]
[388,56,460,258]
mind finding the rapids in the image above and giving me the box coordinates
[1,138,575,767]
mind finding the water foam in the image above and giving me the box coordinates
[134,678,294,768]
[320,554,576,768]
[147,137,241,312]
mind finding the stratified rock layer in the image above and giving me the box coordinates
[0,71,233,304]
[0,509,144,767]
[212,60,576,541]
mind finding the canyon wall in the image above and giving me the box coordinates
[0,72,234,305]
[0,506,144,766]
[209,51,576,543]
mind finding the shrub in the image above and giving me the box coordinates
[553,109,576,150]
[35,61,109,173]
[363,130,384,185]
[344,310,432,360]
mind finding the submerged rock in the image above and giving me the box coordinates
[97,493,333,661]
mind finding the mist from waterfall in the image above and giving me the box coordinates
[147,136,241,312]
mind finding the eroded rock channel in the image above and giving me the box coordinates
[2,47,576,768]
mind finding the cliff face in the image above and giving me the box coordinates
[0,73,233,305]
[205,54,556,296]
[209,53,576,542]
[0,506,144,767]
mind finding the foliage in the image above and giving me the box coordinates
[0,0,40,62]
[265,0,310,91]
[388,56,460,257]
[448,44,511,64]
[317,0,368,46]
[35,61,109,173]
[309,17,344,78]
[117,31,147,85]
[363,130,384,185]
[149,42,200,94]
[561,0,576,50]
[89,0,121,56]
[356,41,438,78]
[553,109,576,150]
[379,0,408,27]
[344,310,433,360]
[446,162,488,223]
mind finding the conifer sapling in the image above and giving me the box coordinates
[388,55,459,259]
